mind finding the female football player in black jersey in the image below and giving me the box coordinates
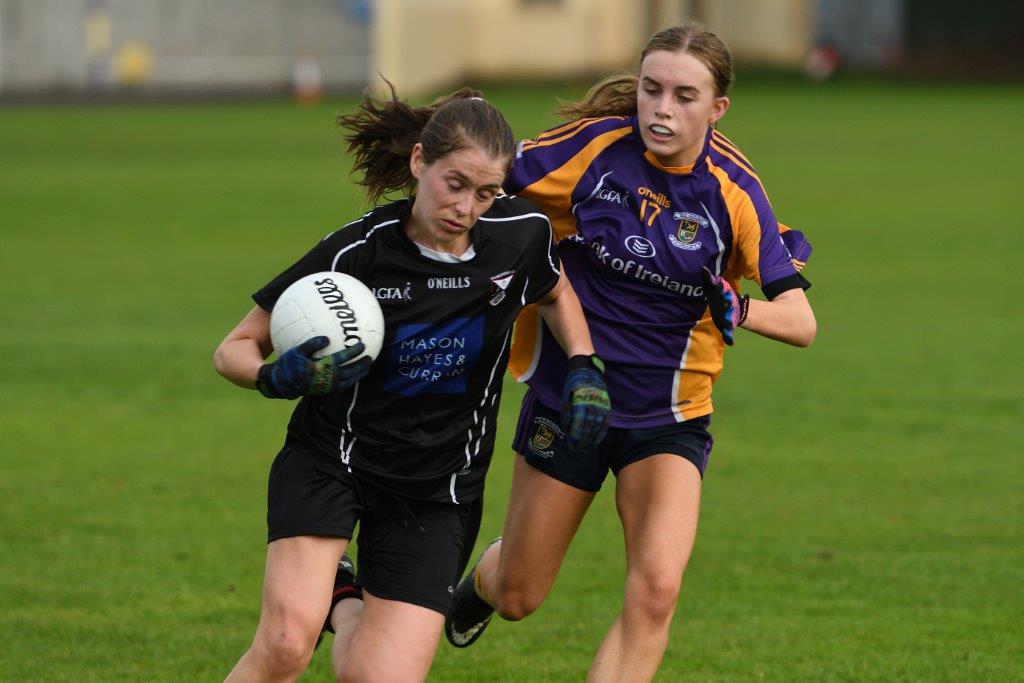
[214,87,610,682]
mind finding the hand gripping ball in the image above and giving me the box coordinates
[270,272,385,363]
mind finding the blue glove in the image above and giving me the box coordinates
[560,355,611,449]
[256,336,371,399]
[700,267,748,346]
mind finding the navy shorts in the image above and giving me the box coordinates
[512,390,713,492]
[267,443,482,614]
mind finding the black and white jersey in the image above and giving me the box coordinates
[253,197,561,503]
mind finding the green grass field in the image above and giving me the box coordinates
[2,78,1022,680]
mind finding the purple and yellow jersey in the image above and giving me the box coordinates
[507,116,811,428]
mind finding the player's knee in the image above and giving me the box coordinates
[256,621,317,674]
[493,579,545,621]
[626,571,682,625]
[494,594,538,621]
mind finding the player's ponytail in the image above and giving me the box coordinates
[556,22,734,122]
[339,81,515,204]
[555,74,639,120]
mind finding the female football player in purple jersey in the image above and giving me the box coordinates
[215,87,609,682]
[446,22,817,681]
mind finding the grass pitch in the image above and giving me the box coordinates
[1,78,1021,680]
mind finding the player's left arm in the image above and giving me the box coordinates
[719,178,816,348]
[536,272,595,357]
[537,272,611,447]
[741,287,816,347]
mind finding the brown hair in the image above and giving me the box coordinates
[556,22,734,121]
[338,81,516,204]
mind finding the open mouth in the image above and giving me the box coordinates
[649,124,674,139]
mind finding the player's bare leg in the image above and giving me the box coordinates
[479,454,595,619]
[226,535,348,683]
[335,591,445,682]
[588,455,701,683]
[446,455,594,647]
[329,596,364,680]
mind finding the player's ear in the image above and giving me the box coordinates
[709,96,730,125]
[409,143,425,181]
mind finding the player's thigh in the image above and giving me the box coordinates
[356,493,478,614]
[615,454,702,588]
[341,592,444,683]
[259,443,359,638]
[499,454,595,592]
[257,535,350,638]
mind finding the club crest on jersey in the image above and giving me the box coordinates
[528,417,562,458]
[489,270,514,306]
[669,212,705,251]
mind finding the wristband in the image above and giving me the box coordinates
[567,354,605,374]
[738,294,750,325]
[255,364,278,398]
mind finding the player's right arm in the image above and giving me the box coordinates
[214,305,272,389]
[213,215,375,394]
[214,305,369,398]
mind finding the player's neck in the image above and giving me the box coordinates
[405,216,472,257]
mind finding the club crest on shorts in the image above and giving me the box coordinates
[489,270,515,306]
[528,417,562,458]
[669,212,705,251]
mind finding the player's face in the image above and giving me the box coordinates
[408,143,507,254]
[637,50,730,168]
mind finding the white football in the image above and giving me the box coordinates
[270,272,385,363]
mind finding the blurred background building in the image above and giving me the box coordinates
[0,0,1020,99]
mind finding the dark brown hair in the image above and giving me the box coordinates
[338,81,516,204]
[556,22,734,121]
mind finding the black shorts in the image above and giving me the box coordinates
[512,389,713,492]
[267,443,483,614]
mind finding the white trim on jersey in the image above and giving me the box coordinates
[572,170,613,218]
[671,331,695,422]
[700,201,727,275]
[330,218,401,270]
[476,213,550,223]
[448,471,462,505]
[338,381,361,465]
[476,212,560,276]
[413,241,477,262]
[322,209,373,241]
[451,327,512,503]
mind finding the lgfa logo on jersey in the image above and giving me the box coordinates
[373,282,413,301]
[597,187,630,206]
[669,212,706,251]
[489,270,514,306]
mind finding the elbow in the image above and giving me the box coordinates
[793,315,817,348]
[212,343,229,378]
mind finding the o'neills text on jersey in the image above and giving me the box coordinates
[427,276,471,289]
[314,278,363,344]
